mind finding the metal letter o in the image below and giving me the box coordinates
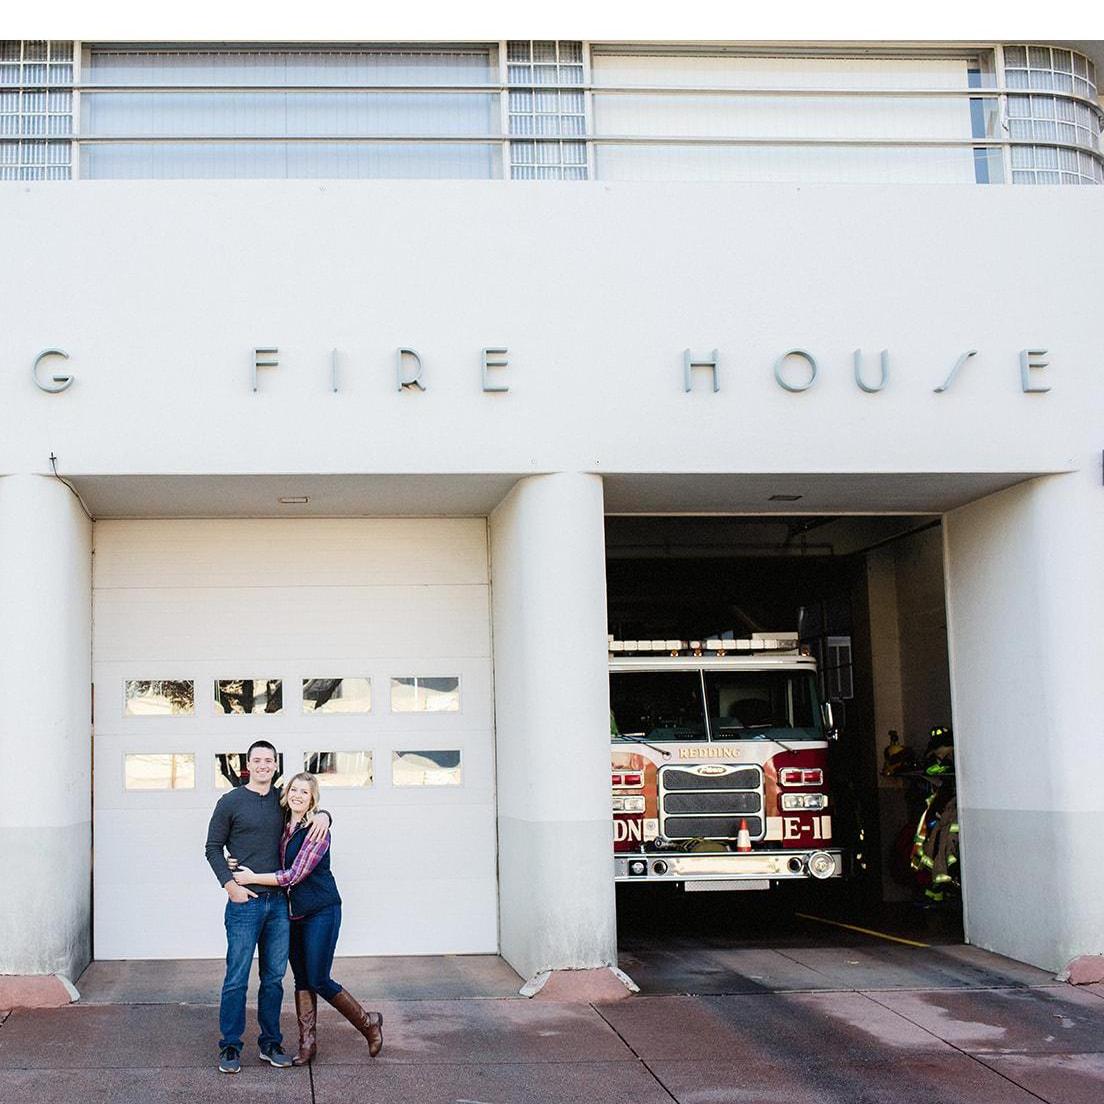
[773,349,818,393]
[33,348,73,393]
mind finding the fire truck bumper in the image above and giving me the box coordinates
[615,849,845,884]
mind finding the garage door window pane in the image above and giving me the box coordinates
[125,753,195,789]
[302,678,371,714]
[215,679,283,714]
[392,749,462,785]
[304,750,373,787]
[390,676,460,712]
[215,751,285,790]
[125,680,195,715]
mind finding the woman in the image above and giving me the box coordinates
[232,771,383,1064]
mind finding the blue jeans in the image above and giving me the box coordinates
[218,891,290,1052]
[288,903,343,1001]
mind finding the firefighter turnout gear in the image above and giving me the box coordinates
[910,725,959,901]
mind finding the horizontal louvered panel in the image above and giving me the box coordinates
[663,791,761,815]
[664,815,763,839]
[662,767,760,791]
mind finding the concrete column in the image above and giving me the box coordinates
[865,548,909,901]
[0,475,92,983]
[944,469,1104,973]
[489,473,616,982]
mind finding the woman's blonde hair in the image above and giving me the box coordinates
[280,771,320,818]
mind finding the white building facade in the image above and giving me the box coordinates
[1,38,1102,987]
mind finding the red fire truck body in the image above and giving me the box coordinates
[610,639,844,889]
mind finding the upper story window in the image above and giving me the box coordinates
[590,50,1004,183]
[3,41,1101,185]
[1003,46,1101,183]
[79,43,502,180]
[0,40,73,179]
[85,45,497,87]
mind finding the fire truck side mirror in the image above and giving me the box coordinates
[822,699,844,741]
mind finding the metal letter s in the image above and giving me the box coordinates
[934,349,977,393]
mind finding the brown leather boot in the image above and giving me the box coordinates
[327,989,383,1057]
[293,990,317,1066]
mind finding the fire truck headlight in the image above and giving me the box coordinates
[807,851,836,879]
[628,860,647,877]
[612,796,646,813]
[781,793,828,811]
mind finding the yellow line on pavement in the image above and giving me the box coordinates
[795,912,930,948]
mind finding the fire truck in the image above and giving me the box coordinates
[610,633,847,890]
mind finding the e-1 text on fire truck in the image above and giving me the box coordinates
[610,633,847,891]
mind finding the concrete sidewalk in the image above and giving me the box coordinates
[2,948,1104,1103]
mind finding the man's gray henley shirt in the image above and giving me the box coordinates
[204,785,285,888]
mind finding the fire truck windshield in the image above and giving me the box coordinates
[704,670,822,740]
[610,669,824,742]
[610,670,706,741]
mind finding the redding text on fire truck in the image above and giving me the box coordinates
[609,634,846,891]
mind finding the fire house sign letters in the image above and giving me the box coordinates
[29,345,1052,395]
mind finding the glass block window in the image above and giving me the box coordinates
[0,40,74,179]
[1003,44,1097,100]
[508,88,586,137]
[0,39,74,86]
[506,40,583,86]
[510,138,588,180]
[1006,92,1100,148]
[1011,143,1104,185]
[507,41,587,180]
[1003,45,1102,184]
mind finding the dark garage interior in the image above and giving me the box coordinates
[604,514,962,960]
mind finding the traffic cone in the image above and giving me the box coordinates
[736,818,752,852]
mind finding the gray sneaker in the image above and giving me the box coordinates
[218,1046,241,1074]
[259,1044,294,1069]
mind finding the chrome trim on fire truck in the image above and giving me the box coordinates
[609,655,819,672]
[614,849,843,882]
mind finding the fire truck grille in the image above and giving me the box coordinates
[663,791,761,815]
[661,767,760,791]
[658,764,764,840]
[664,815,764,839]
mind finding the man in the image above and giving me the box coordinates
[205,740,331,1074]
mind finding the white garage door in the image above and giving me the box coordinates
[92,518,497,959]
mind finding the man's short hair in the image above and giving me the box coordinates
[246,739,278,760]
